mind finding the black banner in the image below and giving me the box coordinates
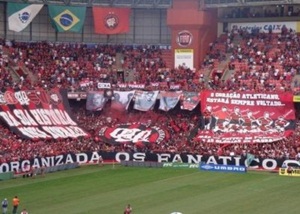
[1,151,299,173]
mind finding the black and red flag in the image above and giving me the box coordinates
[92,7,131,34]
[0,88,89,139]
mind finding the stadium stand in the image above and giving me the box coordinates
[1,0,300,173]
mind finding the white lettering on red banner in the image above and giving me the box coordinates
[0,88,89,139]
[198,91,295,143]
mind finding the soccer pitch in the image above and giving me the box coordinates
[0,165,299,214]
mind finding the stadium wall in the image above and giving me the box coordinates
[0,2,171,45]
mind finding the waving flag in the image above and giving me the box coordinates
[8,3,43,32]
[48,5,86,32]
[92,7,131,34]
[159,91,182,111]
[134,91,158,111]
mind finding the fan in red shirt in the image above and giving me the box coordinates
[124,204,132,214]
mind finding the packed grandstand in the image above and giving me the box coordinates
[0,0,300,173]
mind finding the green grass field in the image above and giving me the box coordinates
[0,165,300,214]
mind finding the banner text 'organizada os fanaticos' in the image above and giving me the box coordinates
[0,88,89,139]
[198,91,296,143]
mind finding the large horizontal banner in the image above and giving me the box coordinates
[0,88,89,139]
[0,151,297,173]
[198,91,295,143]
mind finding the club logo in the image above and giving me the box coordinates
[26,91,41,105]
[99,124,167,144]
[176,30,193,47]
[200,164,214,170]
[104,12,119,29]
[48,91,62,105]
[18,12,30,23]
[4,91,18,105]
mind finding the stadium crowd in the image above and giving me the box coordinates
[1,27,300,167]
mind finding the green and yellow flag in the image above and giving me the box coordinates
[48,5,86,32]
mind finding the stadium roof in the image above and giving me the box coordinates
[0,0,297,8]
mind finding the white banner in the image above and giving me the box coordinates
[97,82,111,89]
[133,91,159,111]
[174,49,194,69]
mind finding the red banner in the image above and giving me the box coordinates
[92,7,131,34]
[0,88,89,139]
[197,91,295,143]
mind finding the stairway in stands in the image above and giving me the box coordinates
[115,52,123,70]
[2,46,38,85]
[161,49,173,68]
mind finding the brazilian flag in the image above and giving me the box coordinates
[48,5,86,32]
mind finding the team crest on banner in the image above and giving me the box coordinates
[104,12,119,29]
[159,91,182,111]
[197,91,296,143]
[180,91,200,111]
[111,90,134,111]
[92,7,131,34]
[86,91,107,111]
[133,91,159,111]
[98,124,168,145]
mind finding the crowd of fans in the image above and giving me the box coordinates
[1,27,300,168]
[223,6,299,19]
